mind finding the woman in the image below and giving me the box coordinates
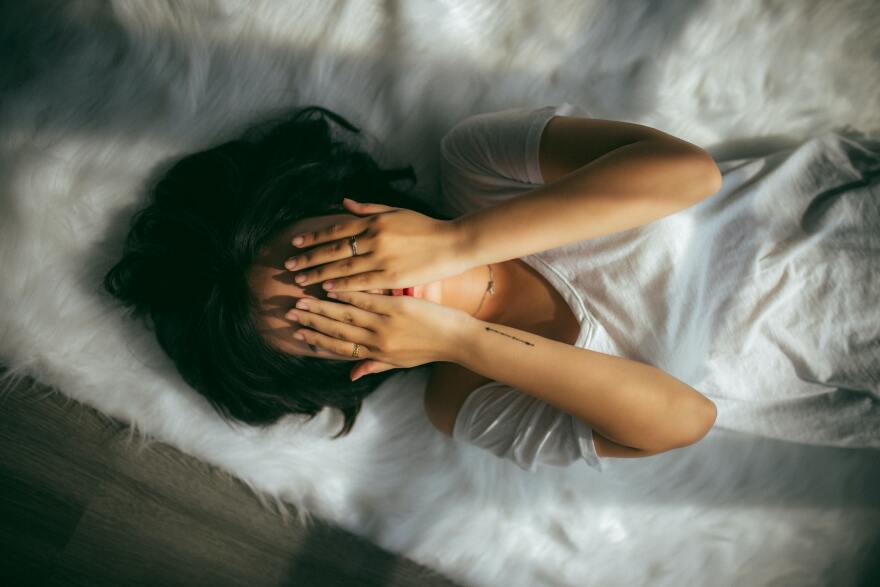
[104,104,880,473]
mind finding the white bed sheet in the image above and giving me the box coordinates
[1,2,879,586]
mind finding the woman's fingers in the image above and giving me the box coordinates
[286,217,373,271]
[287,296,382,331]
[287,307,375,355]
[341,198,401,216]
[287,291,395,360]
[323,290,393,315]
[289,252,377,287]
[319,270,387,292]
[290,217,370,249]
[293,327,375,359]
[350,359,397,382]
[285,293,389,356]
[286,230,371,272]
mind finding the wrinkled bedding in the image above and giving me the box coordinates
[1,1,878,585]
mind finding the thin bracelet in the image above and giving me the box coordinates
[472,264,494,316]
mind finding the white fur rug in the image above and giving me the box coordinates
[2,1,879,585]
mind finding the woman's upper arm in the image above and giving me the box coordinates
[424,362,491,437]
[538,115,718,185]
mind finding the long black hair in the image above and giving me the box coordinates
[103,105,450,436]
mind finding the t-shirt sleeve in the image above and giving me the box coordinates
[439,102,592,216]
[452,380,604,473]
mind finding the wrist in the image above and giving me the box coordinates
[440,312,482,366]
[448,216,481,268]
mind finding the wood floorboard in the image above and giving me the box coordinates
[0,368,463,587]
[58,481,286,586]
[0,466,84,585]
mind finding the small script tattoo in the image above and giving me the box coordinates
[484,326,535,347]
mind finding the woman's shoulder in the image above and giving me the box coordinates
[440,103,585,179]
[423,362,492,437]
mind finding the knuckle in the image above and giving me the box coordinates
[333,241,343,253]
[342,311,355,324]
[340,259,352,270]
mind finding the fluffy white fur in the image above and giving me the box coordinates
[1,1,878,585]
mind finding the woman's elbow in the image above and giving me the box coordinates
[674,397,717,448]
[704,162,723,197]
[632,397,717,454]
[702,153,724,198]
[685,152,723,200]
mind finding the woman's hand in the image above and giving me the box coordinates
[285,290,472,380]
[285,198,472,292]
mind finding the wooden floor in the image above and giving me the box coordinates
[0,368,463,587]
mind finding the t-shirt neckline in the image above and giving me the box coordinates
[518,252,595,350]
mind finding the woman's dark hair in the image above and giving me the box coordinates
[103,105,451,437]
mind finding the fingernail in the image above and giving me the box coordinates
[293,332,304,340]
[286,258,297,269]
[327,292,338,299]
[293,236,304,246]
[323,281,334,290]
[295,301,309,310]
[287,312,299,321]
[295,274,306,284]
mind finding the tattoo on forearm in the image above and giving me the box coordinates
[484,326,535,347]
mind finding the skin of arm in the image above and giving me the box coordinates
[443,319,717,453]
[449,117,723,267]
[432,116,722,455]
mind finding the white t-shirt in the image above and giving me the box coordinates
[437,102,880,473]
[441,102,604,473]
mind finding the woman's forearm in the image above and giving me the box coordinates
[448,316,717,452]
[451,139,722,267]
